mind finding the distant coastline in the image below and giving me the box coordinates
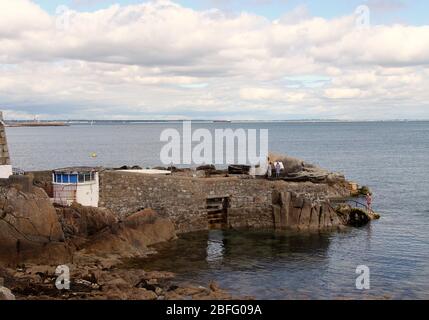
[5,121,69,127]
[4,119,429,127]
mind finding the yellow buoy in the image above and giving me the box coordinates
[90,152,97,158]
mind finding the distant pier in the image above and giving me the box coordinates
[5,121,69,127]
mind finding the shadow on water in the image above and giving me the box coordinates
[129,229,338,271]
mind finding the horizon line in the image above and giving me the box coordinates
[4,119,429,123]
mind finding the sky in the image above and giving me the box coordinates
[33,0,429,25]
[0,0,428,120]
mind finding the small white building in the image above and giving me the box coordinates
[0,164,12,179]
[52,167,99,207]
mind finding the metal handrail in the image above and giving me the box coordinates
[12,167,25,175]
[345,199,368,210]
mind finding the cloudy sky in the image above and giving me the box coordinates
[0,0,428,120]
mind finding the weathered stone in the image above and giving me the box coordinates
[335,204,378,227]
[123,209,158,229]
[268,152,347,186]
[309,204,320,227]
[272,205,282,229]
[103,278,131,290]
[298,199,313,227]
[0,183,69,266]
[98,168,354,233]
[56,203,118,238]
[209,281,220,292]
[79,210,176,258]
[0,286,15,300]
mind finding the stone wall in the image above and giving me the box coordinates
[200,178,274,230]
[0,113,10,166]
[99,171,275,233]
[30,170,53,197]
[99,171,349,233]
[99,171,205,233]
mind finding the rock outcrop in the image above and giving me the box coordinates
[53,203,177,263]
[55,203,119,246]
[272,190,343,229]
[0,179,69,266]
[0,175,177,267]
[269,152,347,186]
[335,204,380,227]
[271,190,380,230]
[77,208,177,259]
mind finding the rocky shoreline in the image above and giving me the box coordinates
[0,182,244,300]
[0,262,241,300]
[0,153,379,300]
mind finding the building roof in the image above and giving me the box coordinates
[53,166,101,174]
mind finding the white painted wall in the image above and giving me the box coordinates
[52,184,77,206]
[0,165,12,179]
[75,172,99,207]
[53,172,99,207]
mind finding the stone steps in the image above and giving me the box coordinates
[206,197,229,229]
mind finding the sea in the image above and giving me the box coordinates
[5,121,429,299]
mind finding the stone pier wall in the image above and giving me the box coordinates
[99,172,204,233]
[0,112,11,166]
[99,171,276,233]
[99,171,347,233]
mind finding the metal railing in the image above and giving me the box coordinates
[12,167,25,175]
[345,199,368,210]
[331,198,369,212]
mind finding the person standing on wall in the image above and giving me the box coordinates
[366,192,373,213]
[275,162,281,178]
[267,162,273,179]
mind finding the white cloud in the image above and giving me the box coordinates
[240,87,306,102]
[0,0,51,38]
[324,87,363,99]
[0,0,428,120]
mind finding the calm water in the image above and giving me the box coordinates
[6,121,429,299]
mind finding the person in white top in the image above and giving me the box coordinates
[275,162,281,178]
[267,162,273,178]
